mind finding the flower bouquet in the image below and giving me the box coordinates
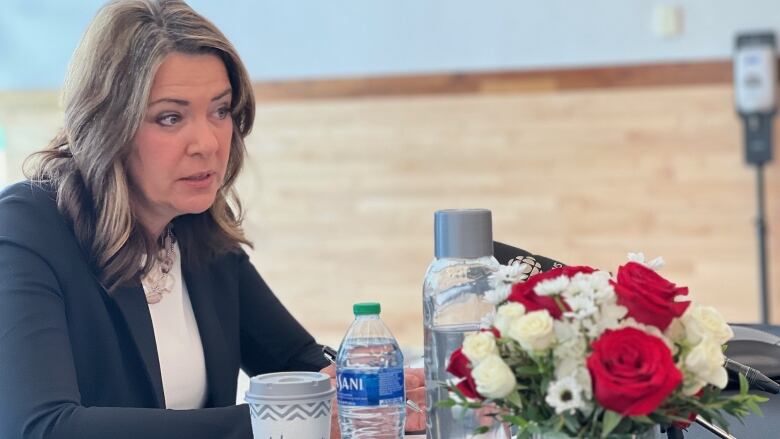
[444,254,767,438]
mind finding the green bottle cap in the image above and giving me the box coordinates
[353,302,381,315]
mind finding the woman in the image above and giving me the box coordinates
[0,1,424,438]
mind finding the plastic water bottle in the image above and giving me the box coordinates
[423,209,509,439]
[336,302,405,438]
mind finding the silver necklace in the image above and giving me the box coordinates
[143,225,176,304]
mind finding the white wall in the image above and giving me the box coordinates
[2,0,780,89]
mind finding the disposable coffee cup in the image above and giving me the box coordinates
[245,371,335,439]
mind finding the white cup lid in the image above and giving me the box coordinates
[245,371,334,402]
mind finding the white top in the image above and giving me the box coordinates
[145,241,208,409]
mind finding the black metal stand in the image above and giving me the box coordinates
[662,416,738,439]
[755,163,770,325]
[663,425,685,439]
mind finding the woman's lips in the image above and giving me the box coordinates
[179,171,215,188]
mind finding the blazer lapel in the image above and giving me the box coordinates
[111,281,166,408]
[182,260,232,407]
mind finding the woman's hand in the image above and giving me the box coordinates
[404,367,427,433]
[319,365,428,438]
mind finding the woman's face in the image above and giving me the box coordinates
[128,52,233,233]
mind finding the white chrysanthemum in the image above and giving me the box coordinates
[555,356,580,378]
[562,274,593,300]
[574,367,593,400]
[545,376,586,414]
[553,337,587,378]
[486,264,530,305]
[681,305,734,346]
[582,302,627,339]
[471,355,516,399]
[627,252,665,270]
[685,338,728,389]
[563,294,598,320]
[508,310,556,352]
[534,275,570,296]
[480,311,496,330]
[494,302,526,335]
[553,320,579,344]
[491,264,529,285]
[485,284,511,305]
[588,271,615,302]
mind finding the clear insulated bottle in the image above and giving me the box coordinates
[423,209,510,439]
[336,302,405,438]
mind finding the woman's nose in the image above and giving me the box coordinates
[186,117,220,156]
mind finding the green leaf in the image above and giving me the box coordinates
[501,414,529,427]
[436,399,457,408]
[514,365,540,377]
[739,373,749,395]
[631,416,655,425]
[562,412,581,432]
[746,399,764,416]
[506,390,523,409]
[602,410,623,438]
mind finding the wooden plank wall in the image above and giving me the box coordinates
[241,84,779,350]
[1,62,778,352]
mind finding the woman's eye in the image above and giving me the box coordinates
[156,113,181,126]
[216,106,231,120]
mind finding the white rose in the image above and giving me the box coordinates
[665,318,686,343]
[685,339,728,389]
[471,354,516,399]
[508,309,556,352]
[494,302,526,335]
[682,376,706,396]
[682,305,733,346]
[462,331,498,365]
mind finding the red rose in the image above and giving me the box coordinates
[446,348,483,400]
[613,262,690,331]
[673,411,698,430]
[446,347,471,378]
[587,327,682,416]
[506,266,595,319]
[455,374,481,400]
[482,327,501,338]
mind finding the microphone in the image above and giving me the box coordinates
[724,357,780,394]
[493,241,564,273]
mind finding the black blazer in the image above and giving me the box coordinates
[0,182,329,439]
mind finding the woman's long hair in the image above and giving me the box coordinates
[24,0,255,292]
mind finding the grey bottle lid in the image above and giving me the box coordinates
[245,371,335,402]
[434,209,494,259]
